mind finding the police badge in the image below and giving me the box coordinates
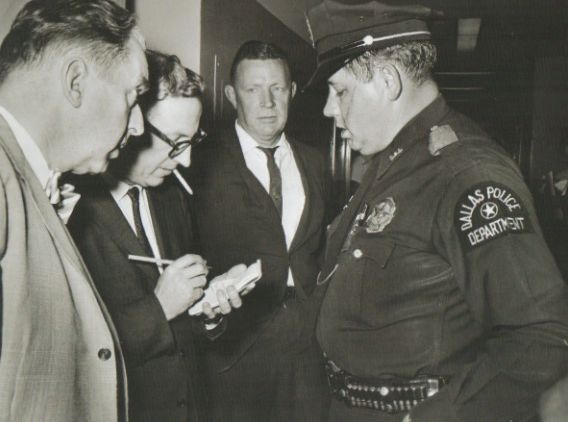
[365,197,396,233]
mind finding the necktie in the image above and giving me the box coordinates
[127,187,153,255]
[45,170,81,224]
[258,146,282,217]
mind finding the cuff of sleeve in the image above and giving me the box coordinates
[410,388,460,422]
[205,315,224,330]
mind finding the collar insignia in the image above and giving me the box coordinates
[429,125,459,156]
[389,148,403,161]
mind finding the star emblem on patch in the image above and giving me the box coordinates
[480,202,498,219]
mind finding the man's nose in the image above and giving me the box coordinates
[173,146,192,168]
[128,104,144,137]
[260,89,275,107]
[323,93,336,118]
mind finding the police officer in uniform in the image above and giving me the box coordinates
[305,1,568,421]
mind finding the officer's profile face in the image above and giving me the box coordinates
[323,66,394,155]
[120,95,202,187]
[225,59,296,147]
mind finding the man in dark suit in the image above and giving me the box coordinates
[189,40,329,421]
[68,50,250,422]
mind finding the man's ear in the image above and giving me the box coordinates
[290,81,297,99]
[62,58,88,108]
[375,63,402,101]
[224,84,237,109]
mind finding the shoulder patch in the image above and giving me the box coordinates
[454,182,533,251]
[429,125,459,156]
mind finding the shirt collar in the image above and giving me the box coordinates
[0,104,52,189]
[234,120,289,155]
[105,173,142,203]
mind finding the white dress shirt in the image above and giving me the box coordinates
[108,179,164,273]
[235,121,306,286]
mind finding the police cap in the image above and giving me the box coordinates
[305,0,441,87]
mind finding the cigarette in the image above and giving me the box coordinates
[128,255,174,265]
[173,169,193,195]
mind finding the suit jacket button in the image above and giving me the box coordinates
[98,348,112,361]
[353,249,363,259]
[177,399,186,408]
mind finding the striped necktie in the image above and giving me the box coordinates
[258,146,282,217]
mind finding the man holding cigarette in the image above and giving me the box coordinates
[68,50,248,422]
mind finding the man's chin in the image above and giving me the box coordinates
[145,177,166,188]
[345,138,360,151]
[84,161,110,175]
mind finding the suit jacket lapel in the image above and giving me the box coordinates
[146,190,169,259]
[288,141,311,253]
[224,130,283,223]
[83,184,160,285]
[0,117,88,274]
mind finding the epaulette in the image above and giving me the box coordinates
[428,124,459,156]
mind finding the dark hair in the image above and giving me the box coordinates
[229,40,291,83]
[0,0,137,84]
[346,41,437,85]
[139,50,204,112]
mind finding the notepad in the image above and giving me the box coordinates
[188,260,262,316]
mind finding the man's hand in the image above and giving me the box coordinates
[154,254,208,321]
[201,263,257,320]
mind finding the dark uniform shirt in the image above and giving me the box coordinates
[316,96,568,421]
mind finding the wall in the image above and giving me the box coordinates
[134,0,201,73]
[530,56,568,190]
[0,0,30,42]
[200,0,330,148]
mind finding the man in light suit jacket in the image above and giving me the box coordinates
[189,40,329,421]
[69,50,252,422]
[0,1,148,421]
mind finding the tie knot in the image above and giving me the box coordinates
[127,187,141,203]
[257,146,279,159]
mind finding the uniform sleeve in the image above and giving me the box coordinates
[411,161,568,422]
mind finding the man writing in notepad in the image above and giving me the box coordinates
[68,50,251,422]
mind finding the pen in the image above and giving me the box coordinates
[173,169,193,195]
[128,254,212,270]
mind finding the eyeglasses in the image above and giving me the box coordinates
[145,119,207,158]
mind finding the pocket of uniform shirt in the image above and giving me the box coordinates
[352,238,395,269]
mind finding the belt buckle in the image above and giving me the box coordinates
[426,378,440,397]
[409,376,441,399]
